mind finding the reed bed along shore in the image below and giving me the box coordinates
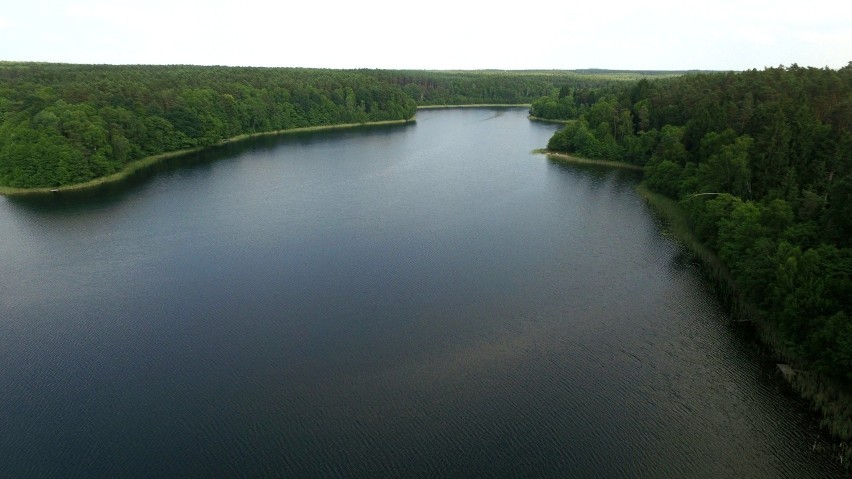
[636,183,851,469]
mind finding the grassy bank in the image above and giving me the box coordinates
[528,116,573,124]
[543,151,644,171]
[0,118,414,196]
[637,182,852,468]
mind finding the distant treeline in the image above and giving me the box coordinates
[372,70,643,105]
[540,64,852,385]
[0,63,652,189]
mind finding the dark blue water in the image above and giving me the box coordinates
[0,108,843,477]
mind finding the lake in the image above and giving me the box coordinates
[0,108,843,477]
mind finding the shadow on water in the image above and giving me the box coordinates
[5,122,413,212]
[478,110,506,122]
[547,158,642,197]
[546,157,643,188]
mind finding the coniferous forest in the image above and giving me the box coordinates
[541,64,851,440]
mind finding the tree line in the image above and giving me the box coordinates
[0,64,420,188]
[372,69,658,106]
[541,64,852,384]
[0,63,652,189]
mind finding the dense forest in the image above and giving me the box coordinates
[0,64,420,188]
[541,65,851,430]
[372,69,677,106]
[0,63,653,189]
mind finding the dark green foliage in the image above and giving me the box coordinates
[0,63,418,188]
[379,70,635,107]
[656,125,688,165]
[530,94,579,119]
[697,134,753,197]
[544,64,852,383]
[547,119,601,157]
[827,174,852,246]
[644,160,682,197]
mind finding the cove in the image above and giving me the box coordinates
[0,108,842,477]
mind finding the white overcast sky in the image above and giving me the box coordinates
[0,0,850,70]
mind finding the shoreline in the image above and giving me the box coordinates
[0,118,415,196]
[1,110,539,195]
[417,104,530,109]
[528,116,573,124]
[541,150,644,171]
[636,182,852,467]
[543,148,851,466]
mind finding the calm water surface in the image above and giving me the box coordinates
[0,109,843,477]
